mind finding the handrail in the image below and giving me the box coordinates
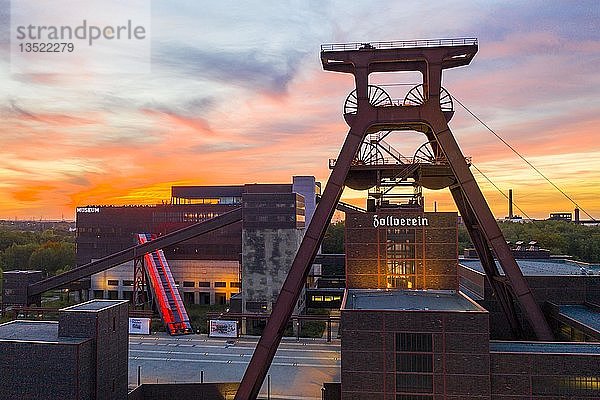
[321,38,478,52]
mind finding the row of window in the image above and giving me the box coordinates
[532,375,600,394]
[94,290,228,305]
[107,280,240,288]
[181,212,222,222]
[245,215,296,223]
[310,295,342,302]
[244,202,295,208]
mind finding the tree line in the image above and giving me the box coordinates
[0,228,76,278]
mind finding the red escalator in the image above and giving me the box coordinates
[137,233,192,335]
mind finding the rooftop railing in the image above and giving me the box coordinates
[321,37,478,52]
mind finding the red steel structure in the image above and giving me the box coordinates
[235,38,554,400]
[137,233,192,335]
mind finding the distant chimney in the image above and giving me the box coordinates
[508,189,513,219]
[574,207,580,223]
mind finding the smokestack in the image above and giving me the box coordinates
[574,207,580,223]
[508,189,513,219]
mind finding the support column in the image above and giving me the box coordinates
[427,109,553,341]
[133,257,147,309]
[235,120,370,400]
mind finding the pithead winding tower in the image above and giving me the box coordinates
[235,38,554,399]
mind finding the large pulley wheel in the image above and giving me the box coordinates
[354,140,384,165]
[413,141,445,164]
[344,85,392,115]
[403,84,453,112]
[413,141,454,190]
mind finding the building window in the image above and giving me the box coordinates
[183,292,195,304]
[215,293,227,305]
[532,375,600,396]
[199,292,210,305]
[122,280,134,286]
[396,332,433,352]
[214,281,226,288]
[183,281,195,288]
[396,354,433,373]
[396,332,433,396]
[93,290,104,299]
[107,280,119,286]
[386,241,417,289]
[199,281,210,287]
[230,282,241,288]
[396,394,433,400]
[246,301,267,313]
[396,374,432,393]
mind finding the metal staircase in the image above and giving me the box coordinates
[137,233,192,335]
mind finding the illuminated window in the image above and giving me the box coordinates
[230,282,241,288]
[214,281,226,288]
[122,280,134,286]
[107,280,119,286]
[386,249,416,289]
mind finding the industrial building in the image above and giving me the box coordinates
[338,206,600,399]
[75,176,318,312]
[0,299,129,400]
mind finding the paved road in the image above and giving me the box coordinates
[129,334,341,399]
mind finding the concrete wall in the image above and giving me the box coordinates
[0,340,94,400]
[242,228,304,314]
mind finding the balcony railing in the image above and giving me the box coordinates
[321,38,478,52]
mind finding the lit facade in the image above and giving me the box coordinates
[75,176,318,306]
[338,208,600,399]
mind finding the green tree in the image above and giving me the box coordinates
[1,243,39,270]
[322,221,345,254]
[0,229,37,252]
[28,241,76,275]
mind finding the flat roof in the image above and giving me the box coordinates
[490,341,600,355]
[0,320,89,344]
[171,185,244,199]
[559,304,600,334]
[460,259,600,276]
[60,299,128,312]
[3,270,42,274]
[343,289,482,312]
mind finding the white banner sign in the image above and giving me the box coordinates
[209,319,238,338]
[129,317,151,335]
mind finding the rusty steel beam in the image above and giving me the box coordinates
[237,40,553,399]
[450,184,523,338]
[426,111,554,341]
[234,122,369,400]
[28,208,243,298]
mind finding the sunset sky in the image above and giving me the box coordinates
[0,1,598,220]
